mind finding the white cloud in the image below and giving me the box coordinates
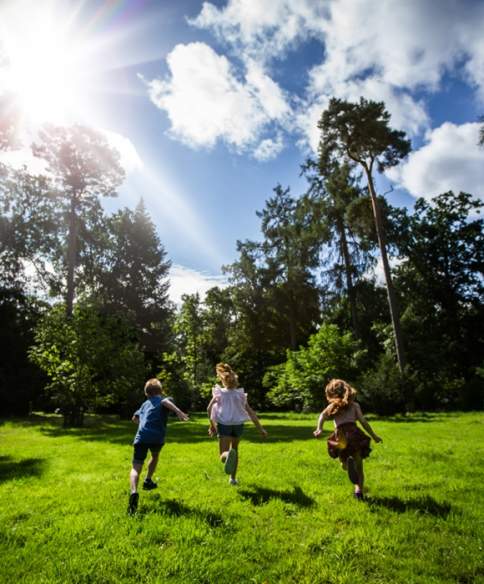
[102,130,143,175]
[387,122,484,200]
[145,42,290,156]
[189,0,327,63]
[253,134,284,161]
[190,0,484,159]
[169,264,227,305]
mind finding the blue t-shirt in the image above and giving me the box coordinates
[133,396,171,445]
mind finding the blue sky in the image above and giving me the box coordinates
[1,0,484,301]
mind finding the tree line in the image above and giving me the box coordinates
[1,96,483,425]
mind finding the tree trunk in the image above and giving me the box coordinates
[364,168,407,372]
[66,196,78,318]
[337,217,359,337]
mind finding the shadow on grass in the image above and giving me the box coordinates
[138,495,227,528]
[367,495,451,517]
[238,485,315,508]
[0,455,46,484]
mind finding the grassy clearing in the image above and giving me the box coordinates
[0,411,483,584]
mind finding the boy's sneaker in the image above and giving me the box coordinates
[224,449,237,475]
[143,478,158,491]
[128,492,139,515]
[347,456,359,485]
[229,477,239,486]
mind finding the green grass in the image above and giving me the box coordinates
[0,412,483,584]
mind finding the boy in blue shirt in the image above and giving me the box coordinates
[128,378,189,514]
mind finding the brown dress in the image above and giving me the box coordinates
[326,402,371,462]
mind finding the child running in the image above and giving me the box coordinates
[313,378,382,499]
[128,378,189,514]
[207,363,267,485]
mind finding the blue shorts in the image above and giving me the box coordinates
[217,423,244,438]
[132,442,163,464]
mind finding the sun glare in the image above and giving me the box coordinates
[0,2,92,125]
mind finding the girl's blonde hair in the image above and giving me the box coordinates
[215,363,239,389]
[324,378,357,416]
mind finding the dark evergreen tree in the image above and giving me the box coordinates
[94,199,173,355]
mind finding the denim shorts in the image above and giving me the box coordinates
[132,442,164,464]
[217,423,244,438]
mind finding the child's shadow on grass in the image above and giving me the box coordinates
[0,455,45,484]
[367,495,451,517]
[139,495,227,529]
[238,485,315,508]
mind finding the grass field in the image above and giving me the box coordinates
[0,411,483,584]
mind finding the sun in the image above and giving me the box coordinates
[0,1,94,125]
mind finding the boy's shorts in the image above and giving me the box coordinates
[217,423,244,438]
[132,442,164,464]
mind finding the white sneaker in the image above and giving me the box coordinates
[229,477,239,486]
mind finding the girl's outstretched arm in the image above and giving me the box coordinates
[162,399,189,422]
[245,403,267,437]
[355,403,382,442]
[313,411,326,437]
[206,396,217,436]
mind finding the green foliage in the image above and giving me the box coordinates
[1,413,483,583]
[0,290,46,415]
[93,199,173,356]
[357,353,409,415]
[318,97,411,173]
[394,191,484,387]
[29,303,145,426]
[32,124,125,315]
[266,324,364,410]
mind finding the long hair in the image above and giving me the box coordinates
[324,379,357,416]
[215,363,239,389]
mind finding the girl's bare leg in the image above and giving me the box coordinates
[354,453,364,493]
[229,437,240,480]
[219,436,232,461]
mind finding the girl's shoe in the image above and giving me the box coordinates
[354,490,364,501]
[346,456,359,484]
[229,477,239,486]
[224,449,237,475]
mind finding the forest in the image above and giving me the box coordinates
[1,96,483,425]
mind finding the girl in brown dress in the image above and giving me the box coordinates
[313,379,382,499]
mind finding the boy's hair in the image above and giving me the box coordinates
[144,378,164,397]
[215,362,239,389]
[324,379,357,416]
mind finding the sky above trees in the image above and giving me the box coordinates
[1,0,483,301]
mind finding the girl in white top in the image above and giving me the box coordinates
[207,363,267,485]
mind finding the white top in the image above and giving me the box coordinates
[212,385,249,425]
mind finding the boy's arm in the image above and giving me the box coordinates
[162,398,189,422]
[132,414,140,424]
[313,410,326,437]
[355,403,382,442]
[245,403,267,437]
